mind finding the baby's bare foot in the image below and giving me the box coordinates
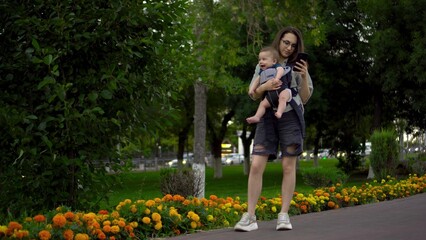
[246,116,260,124]
[275,112,283,119]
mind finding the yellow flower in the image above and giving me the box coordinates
[157,204,163,211]
[271,206,277,212]
[74,233,90,240]
[111,225,120,234]
[145,200,156,208]
[154,222,162,230]
[0,225,7,234]
[190,221,197,229]
[142,217,151,224]
[130,221,138,228]
[144,208,151,215]
[191,213,200,222]
[207,215,214,222]
[152,212,161,222]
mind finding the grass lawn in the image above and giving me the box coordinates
[100,158,369,209]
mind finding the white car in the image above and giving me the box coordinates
[223,153,244,165]
[166,158,191,168]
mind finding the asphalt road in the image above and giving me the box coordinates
[168,193,426,240]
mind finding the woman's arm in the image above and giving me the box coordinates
[295,60,313,104]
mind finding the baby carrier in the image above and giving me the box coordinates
[260,66,306,138]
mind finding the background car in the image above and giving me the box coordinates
[222,153,244,165]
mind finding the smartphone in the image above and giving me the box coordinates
[293,52,309,72]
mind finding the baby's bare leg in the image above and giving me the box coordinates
[247,99,271,124]
[275,89,292,119]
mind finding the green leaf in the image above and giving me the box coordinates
[37,76,56,89]
[100,90,113,99]
[92,107,105,114]
[26,115,38,120]
[32,38,40,51]
[43,55,53,65]
[41,135,53,149]
[88,92,98,102]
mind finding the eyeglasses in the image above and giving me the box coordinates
[281,39,297,49]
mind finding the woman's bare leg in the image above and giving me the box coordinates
[280,146,297,213]
[247,154,268,215]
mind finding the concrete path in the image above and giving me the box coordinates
[168,193,426,240]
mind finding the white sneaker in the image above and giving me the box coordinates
[276,212,292,230]
[234,212,258,232]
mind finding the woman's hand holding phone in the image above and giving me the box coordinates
[293,52,309,72]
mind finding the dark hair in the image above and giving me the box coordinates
[271,26,305,63]
[260,46,280,62]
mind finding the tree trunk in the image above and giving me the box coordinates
[193,80,207,198]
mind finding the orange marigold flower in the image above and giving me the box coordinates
[98,210,109,215]
[14,230,29,238]
[74,233,90,240]
[33,215,46,223]
[300,205,308,213]
[64,212,75,221]
[63,229,74,240]
[110,237,116,240]
[327,201,336,209]
[163,194,173,201]
[53,214,67,228]
[183,199,191,206]
[8,221,22,231]
[92,221,100,229]
[173,194,184,202]
[97,231,106,240]
[117,220,126,228]
[344,196,351,202]
[38,230,51,240]
[173,228,181,235]
[102,225,111,233]
[125,225,133,232]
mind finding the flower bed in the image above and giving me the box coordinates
[1,174,425,239]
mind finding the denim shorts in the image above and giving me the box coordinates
[252,107,304,159]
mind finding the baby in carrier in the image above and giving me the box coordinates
[247,46,292,124]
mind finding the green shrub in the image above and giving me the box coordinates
[337,152,363,174]
[369,129,399,180]
[300,167,348,188]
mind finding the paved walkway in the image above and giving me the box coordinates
[168,193,426,240]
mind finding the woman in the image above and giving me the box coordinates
[234,26,313,232]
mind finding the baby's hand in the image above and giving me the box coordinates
[272,78,282,85]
